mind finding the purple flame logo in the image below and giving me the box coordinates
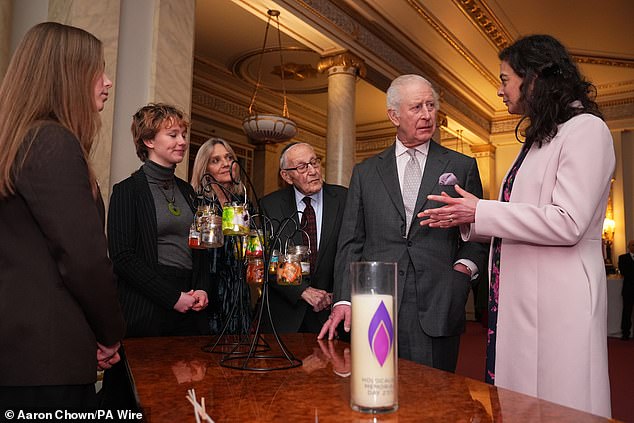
[368,300,394,367]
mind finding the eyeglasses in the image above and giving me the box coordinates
[283,158,321,174]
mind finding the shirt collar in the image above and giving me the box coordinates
[395,137,430,157]
[293,187,322,207]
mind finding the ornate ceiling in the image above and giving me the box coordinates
[194,0,634,149]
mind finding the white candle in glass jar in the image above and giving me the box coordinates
[351,293,396,410]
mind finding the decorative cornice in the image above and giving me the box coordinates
[490,117,521,134]
[407,0,498,87]
[455,0,634,71]
[285,0,493,133]
[453,0,512,50]
[356,137,394,152]
[470,143,496,155]
[600,98,634,122]
[572,54,634,69]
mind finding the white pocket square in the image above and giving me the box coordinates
[438,172,459,186]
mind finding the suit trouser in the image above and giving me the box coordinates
[397,261,460,372]
[621,284,634,337]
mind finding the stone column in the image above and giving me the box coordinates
[49,0,122,203]
[10,0,195,205]
[318,52,366,187]
[470,144,496,200]
[107,0,195,196]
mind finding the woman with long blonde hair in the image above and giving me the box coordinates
[190,137,245,203]
[0,22,124,409]
[190,137,252,334]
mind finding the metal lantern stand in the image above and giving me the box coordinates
[198,164,302,371]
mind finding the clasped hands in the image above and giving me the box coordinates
[97,342,121,371]
[418,184,479,228]
[301,287,332,312]
[174,290,209,313]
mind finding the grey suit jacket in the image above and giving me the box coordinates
[334,141,487,337]
[260,183,347,332]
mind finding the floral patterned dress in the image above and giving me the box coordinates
[485,144,530,384]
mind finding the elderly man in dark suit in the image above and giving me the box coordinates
[260,143,348,333]
[319,74,487,372]
[619,239,634,340]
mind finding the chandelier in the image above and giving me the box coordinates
[242,9,297,144]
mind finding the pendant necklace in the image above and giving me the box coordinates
[160,181,181,216]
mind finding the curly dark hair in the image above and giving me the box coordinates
[499,34,602,148]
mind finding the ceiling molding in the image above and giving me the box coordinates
[601,98,634,123]
[283,0,495,134]
[454,0,634,72]
[406,0,499,87]
[452,0,513,50]
[232,46,329,94]
[572,54,634,69]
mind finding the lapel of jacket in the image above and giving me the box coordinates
[408,141,449,238]
[376,144,406,222]
[318,184,338,267]
[133,168,159,258]
[278,187,303,249]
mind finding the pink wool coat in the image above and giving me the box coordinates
[465,113,614,418]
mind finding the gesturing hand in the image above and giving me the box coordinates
[418,185,479,228]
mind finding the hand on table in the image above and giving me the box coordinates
[317,304,350,341]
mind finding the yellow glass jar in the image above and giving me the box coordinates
[222,202,249,236]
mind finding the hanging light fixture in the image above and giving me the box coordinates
[242,9,297,144]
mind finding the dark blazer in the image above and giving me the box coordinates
[107,167,210,337]
[334,141,487,336]
[260,183,348,332]
[619,252,634,296]
[0,123,125,386]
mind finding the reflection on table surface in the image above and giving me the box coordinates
[124,333,612,422]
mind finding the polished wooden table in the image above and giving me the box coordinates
[124,334,615,422]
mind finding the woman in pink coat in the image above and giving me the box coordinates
[419,35,614,418]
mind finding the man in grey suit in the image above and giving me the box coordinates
[318,74,487,372]
[260,143,348,333]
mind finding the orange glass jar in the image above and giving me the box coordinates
[246,258,264,286]
[277,254,302,286]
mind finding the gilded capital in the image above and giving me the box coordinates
[470,143,496,157]
[317,52,366,78]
